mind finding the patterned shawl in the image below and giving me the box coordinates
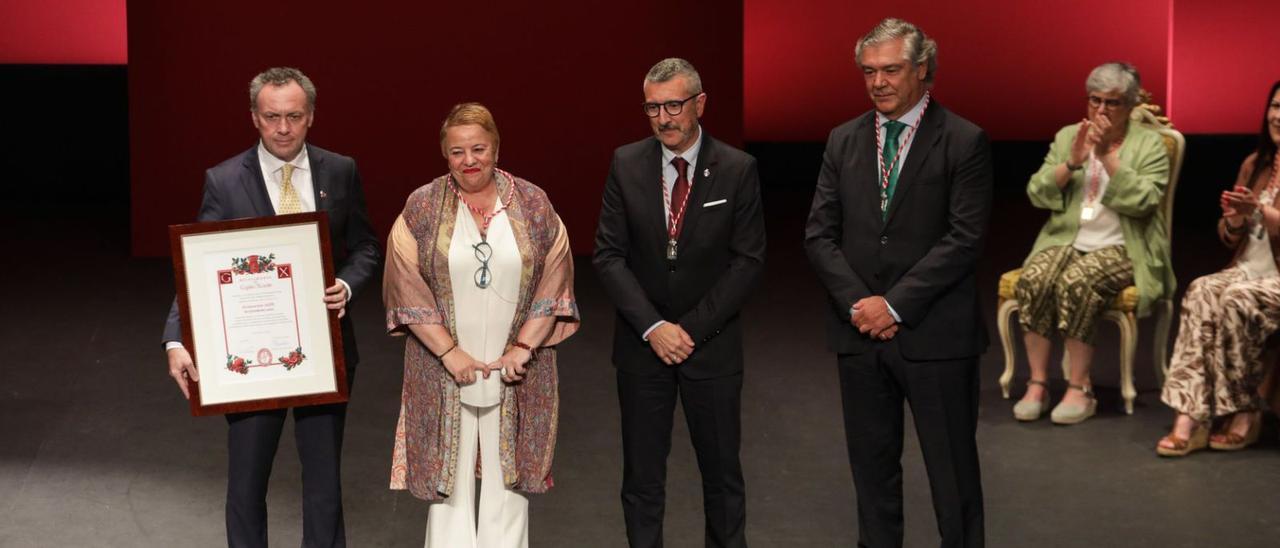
[383,171,578,501]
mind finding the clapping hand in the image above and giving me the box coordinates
[1092,111,1125,160]
[1223,185,1259,217]
[1068,119,1094,168]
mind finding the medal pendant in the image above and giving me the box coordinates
[666,239,678,261]
[1081,206,1096,221]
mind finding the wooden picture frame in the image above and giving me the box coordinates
[169,212,347,416]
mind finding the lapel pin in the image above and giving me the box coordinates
[703,168,710,177]
[319,190,327,199]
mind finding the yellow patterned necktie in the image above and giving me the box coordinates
[278,163,302,214]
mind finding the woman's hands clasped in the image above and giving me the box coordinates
[488,347,532,383]
[441,349,488,385]
[440,346,534,385]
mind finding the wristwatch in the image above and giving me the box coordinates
[1065,161,1084,171]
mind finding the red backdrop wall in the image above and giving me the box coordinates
[0,0,127,64]
[128,1,744,256]
[1170,0,1280,134]
[745,0,1171,141]
[103,0,1280,254]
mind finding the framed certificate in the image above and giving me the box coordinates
[169,212,348,416]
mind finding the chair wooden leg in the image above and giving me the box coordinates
[997,298,1019,399]
[1152,298,1174,385]
[1117,311,1139,415]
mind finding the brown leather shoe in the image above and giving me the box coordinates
[1209,412,1261,451]
[1157,424,1209,457]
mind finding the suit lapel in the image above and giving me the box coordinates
[884,103,943,226]
[240,147,275,216]
[641,139,668,245]
[677,135,718,250]
[308,144,331,212]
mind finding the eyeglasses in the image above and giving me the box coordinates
[473,241,493,289]
[643,94,701,117]
[257,111,309,126]
[1087,95,1126,109]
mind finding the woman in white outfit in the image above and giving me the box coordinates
[383,103,579,547]
[1156,81,1280,457]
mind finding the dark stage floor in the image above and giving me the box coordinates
[2,188,1278,548]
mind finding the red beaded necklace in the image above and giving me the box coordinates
[448,168,516,239]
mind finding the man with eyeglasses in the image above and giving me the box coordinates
[594,57,766,548]
[161,66,380,547]
[805,18,992,547]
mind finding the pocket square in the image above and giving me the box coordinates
[703,199,727,208]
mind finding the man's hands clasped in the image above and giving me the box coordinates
[649,322,695,366]
[852,296,898,341]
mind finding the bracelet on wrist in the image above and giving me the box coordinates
[1065,161,1084,171]
[437,342,457,359]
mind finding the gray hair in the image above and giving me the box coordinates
[855,18,938,84]
[1086,62,1141,106]
[248,67,317,112]
[643,58,703,94]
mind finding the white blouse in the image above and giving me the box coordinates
[449,194,522,408]
[1239,187,1280,280]
[1073,152,1127,253]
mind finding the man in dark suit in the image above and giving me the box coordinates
[804,19,993,548]
[161,67,380,548]
[593,58,766,548]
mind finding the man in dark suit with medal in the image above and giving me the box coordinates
[593,58,766,548]
[161,67,380,548]
[804,19,993,548]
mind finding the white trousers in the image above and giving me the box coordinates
[424,404,528,548]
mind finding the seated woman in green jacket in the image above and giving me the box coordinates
[1012,62,1172,425]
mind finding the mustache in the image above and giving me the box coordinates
[659,123,682,132]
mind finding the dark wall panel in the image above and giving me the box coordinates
[128,1,744,256]
[0,65,128,209]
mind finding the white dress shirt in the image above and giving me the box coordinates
[860,94,931,324]
[257,141,317,213]
[875,93,929,175]
[643,127,704,341]
[165,142,343,351]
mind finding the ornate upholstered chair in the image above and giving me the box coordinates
[995,94,1186,414]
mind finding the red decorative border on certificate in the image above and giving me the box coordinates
[216,259,304,375]
[168,211,347,416]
